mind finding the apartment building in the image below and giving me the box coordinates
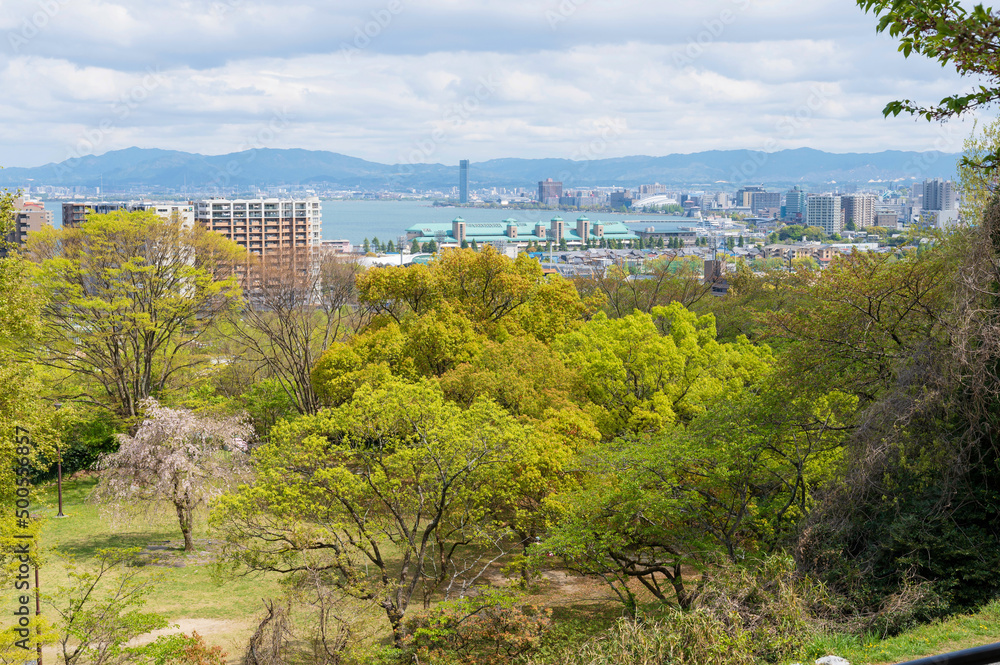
[807,194,842,236]
[62,201,194,228]
[842,194,877,228]
[194,197,322,274]
[2,197,53,256]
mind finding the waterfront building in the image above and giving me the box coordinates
[459,160,469,204]
[62,201,195,228]
[406,215,638,249]
[1,197,53,256]
[538,179,563,205]
[194,197,322,271]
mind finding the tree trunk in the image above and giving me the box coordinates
[174,500,195,552]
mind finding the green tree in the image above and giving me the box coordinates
[558,237,568,251]
[554,304,772,439]
[426,239,438,253]
[471,239,479,251]
[363,238,371,253]
[355,247,597,341]
[858,0,1000,168]
[28,211,244,420]
[213,380,529,647]
[47,548,169,665]
[543,385,853,610]
[387,239,395,253]
[411,239,421,253]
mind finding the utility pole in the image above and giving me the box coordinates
[35,557,42,665]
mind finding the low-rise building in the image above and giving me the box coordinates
[2,197,53,255]
[406,215,639,249]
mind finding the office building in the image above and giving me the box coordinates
[784,187,808,223]
[842,194,877,228]
[459,160,469,204]
[736,185,766,207]
[875,210,900,228]
[807,194,842,236]
[749,191,780,217]
[609,190,632,209]
[538,179,563,205]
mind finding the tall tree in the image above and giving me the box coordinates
[27,210,245,419]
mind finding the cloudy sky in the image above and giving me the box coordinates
[0,0,987,168]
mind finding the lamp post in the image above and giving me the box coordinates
[54,402,65,518]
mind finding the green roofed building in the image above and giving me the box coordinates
[406,215,639,249]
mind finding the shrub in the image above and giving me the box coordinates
[402,588,553,665]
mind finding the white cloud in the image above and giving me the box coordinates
[0,0,990,168]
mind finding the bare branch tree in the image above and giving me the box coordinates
[223,251,367,415]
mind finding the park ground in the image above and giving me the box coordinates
[19,478,1000,665]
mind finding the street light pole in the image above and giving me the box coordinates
[53,402,65,518]
[56,445,64,518]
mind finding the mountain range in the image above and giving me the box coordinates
[0,147,960,191]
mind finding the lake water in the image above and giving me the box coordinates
[43,199,696,245]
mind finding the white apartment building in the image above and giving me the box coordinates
[807,194,842,236]
[195,197,322,260]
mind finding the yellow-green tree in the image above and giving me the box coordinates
[356,246,599,341]
[27,210,245,419]
[213,380,530,648]
[554,303,772,439]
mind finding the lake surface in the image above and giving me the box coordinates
[43,199,696,245]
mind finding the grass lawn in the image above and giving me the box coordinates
[22,477,286,661]
[801,601,1000,665]
[25,476,626,663]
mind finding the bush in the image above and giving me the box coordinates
[402,588,553,665]
[532,613,752,665]
[527,556,817,665]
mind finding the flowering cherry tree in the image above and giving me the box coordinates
[92,400,253,551]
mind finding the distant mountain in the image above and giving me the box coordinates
[0,147,960,191]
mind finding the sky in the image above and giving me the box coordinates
[0,0,988,168]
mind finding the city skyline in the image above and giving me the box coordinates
[0,0,992,169]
